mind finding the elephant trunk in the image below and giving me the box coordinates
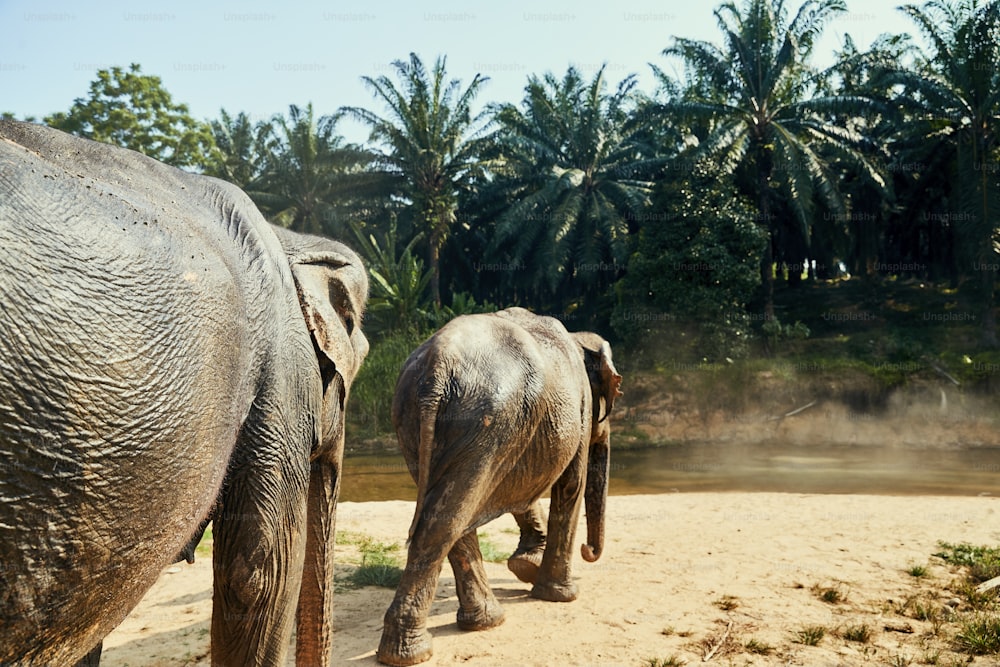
[295,452,339,667]
[296,374,346,667]
[580,438,609,562]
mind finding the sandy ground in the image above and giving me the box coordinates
[100,493,1000,667]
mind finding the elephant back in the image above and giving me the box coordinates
[0,121,298,664]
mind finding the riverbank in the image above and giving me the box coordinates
[101,492,1000,666]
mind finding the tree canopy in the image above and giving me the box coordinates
[33,0,1000,355]
[45,63,213,168]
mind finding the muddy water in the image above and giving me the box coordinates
[339,441,1000,502]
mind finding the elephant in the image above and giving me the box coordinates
[376,307,622,666]
[0,120,369,666]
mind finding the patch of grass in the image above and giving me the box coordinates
[896,593,944,623]
[920,650,940,665]
[955,580,997,612]
[842,623,873,643]
[907,564,929,578]
[478,534,509,563]
[913,601,942,623]
[935,542,1000,583]
[743,638,773,655]
[814,583,848,604]
[643,656,687,667]
[888,653,913,667]
[335,529,366,546]
[794,625,826,646]
[196,526,213,557]
[955,613,1000,655]
[714,595,739,611]
[349,537,403,588]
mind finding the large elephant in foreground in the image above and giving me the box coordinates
[377,307,622,666]
[0,120,368,666]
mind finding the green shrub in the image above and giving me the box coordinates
[347,328,429,438]
[935,542,1000,583]
[955,613,1000,655]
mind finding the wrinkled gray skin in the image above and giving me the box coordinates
[377,307,622,666]
[0,120,369,667]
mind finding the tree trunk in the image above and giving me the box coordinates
[980,265,997,347]
[977,139,997,347]
[428,233,441,309]
[757,155,775,321]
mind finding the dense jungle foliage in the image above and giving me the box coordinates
[7,0,1000,437]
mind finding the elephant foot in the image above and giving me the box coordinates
[376,625,433,666]
[506,547,544,584]
[531,579,579,602]
[456,597,505,631]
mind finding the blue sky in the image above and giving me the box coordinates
[2,0,917,144]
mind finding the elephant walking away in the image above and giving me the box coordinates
[376,307,622,666]
[0,120,369,666]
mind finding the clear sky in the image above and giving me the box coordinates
[2,0,919,144]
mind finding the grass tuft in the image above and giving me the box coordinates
[955,613,1000,655]
[196,526,213,558]
[842,623,873,643]
[744,638,773,655]
[713,595,739,611]
[814,583,848,605]
[935,542,1000,583]
[643,656,687,667]
[349,537,403,588]
[478,534,510,563]
[794,625,826,646]
[955,580,997,612]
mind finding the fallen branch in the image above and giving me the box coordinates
[768,400,817,422]
[703,619,733,662]
[784,400,817,418]
[928,361,960,386]
[976,575,1000,594]
[884,621,915,634]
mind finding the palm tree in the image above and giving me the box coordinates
[485,65,662,317]
[342,53,491,307]
[821,34,914,280]
[349,221,434,334]
[880,0,1000,344]
[254,103,380,237]
[203,109,273,191]
[653,0,885,319]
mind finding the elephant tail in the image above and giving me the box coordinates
[407,402,438,543]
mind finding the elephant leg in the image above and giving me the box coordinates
[74,641,102,667]
[449,531,504,631]
[378,494,487,666]
[211,417,310,666]
[506,502,547,584]
[531,455,583,602]
[376,535,451,666]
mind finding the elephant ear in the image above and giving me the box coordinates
[288,256,368,400]
[273,226,370,406]
[574,332,623,423]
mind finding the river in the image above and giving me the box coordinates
[339,441,1000,502]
